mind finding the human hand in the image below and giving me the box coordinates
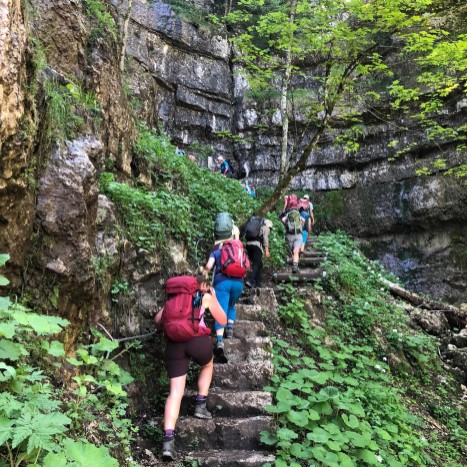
[265,250,270,258]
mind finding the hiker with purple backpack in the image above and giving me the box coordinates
[155,268,227,461]
[205,212,249,362]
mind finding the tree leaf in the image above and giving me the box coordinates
[62,440,119,466]
[357,449,379,464]
[287,409,309,427]
[0,339,28,361]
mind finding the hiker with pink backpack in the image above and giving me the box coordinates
[206,212,249,361]
[155,268,227,461]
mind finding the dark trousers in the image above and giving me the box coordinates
[246,244,263,288]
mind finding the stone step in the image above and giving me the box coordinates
[230,320,268,338]
[288,257,325,266]
[273,269,324,283]
[212,360,274,390]
[183,389,273,417]
[221,336,272,364]
[186,449,275,466]
[301,251,326,258]
[236,304,264,320]
[174,416,273,451]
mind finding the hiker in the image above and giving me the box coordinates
[281,195,304,273]
[244,217,273,289]
[187,154,196,162]
[241,180,251,195]
[205,213,248,360]
[217,156,233,177]
[175,147,185,157]
[299,194,315,253]
[155,268,227,461]
[249,184,256,198]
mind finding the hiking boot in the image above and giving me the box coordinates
[162,436,176,461]
[214,341,228,363]
[292,262,299,273]
[194,400,212,419]
[224,325,234,339]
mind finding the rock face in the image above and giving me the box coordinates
[0,0,36,280]
[0,0,465,334]
[114,0,466,303]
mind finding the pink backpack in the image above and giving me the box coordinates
[161,276,211,342]
[285,194,298,210]
[220,240,250,278]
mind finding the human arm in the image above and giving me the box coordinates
[202,288,227,326]
[154,307,164,330]
[205,256,215,271]
[261,225,271,258]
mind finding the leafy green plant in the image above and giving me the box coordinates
[262,233,466,466]
[101,124,260,262]
[83,0,117,41]
[0,254,135,466]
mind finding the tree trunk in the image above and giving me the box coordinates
[119,0,134,73]
[279,0,297,177]
[255,113,331,216]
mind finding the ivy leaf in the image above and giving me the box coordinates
[265,401,291,413]
[307,427,330,443]
[61,440,118,466]
[347,431,371,448]
[0,362,17,381]
[276,387,294,402]
[0,339,28,361]
[41,341,66,357]
[0,276,9,286]
[277,427,299,441]
[0,254,10,267]
[43,452,68,467]
[260,430,278,445]
[0,322,17,339]
[342,413,360,429]
[338,452,357,466]
[357,449,379,464]
[0,296,11,311]
[290,442,314,459]
[287,410,309,427]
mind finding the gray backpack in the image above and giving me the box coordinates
[215,212,233,240]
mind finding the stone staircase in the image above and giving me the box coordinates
[149,289,278,466]
[273,236,326,283]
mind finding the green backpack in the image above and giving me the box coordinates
[286,209,303,234]
[215,212,233,240]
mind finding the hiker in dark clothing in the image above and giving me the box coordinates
[155,268,227,462]
[245,219,273,289]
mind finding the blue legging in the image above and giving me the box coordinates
[300,212,310,245]
[213,278,244,330]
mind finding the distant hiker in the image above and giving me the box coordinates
[175,147,185,156]
[244,217,273,289]
[188,154,196,162]
[299,194,315,253]
[282,193,299,216]
[217,156,233,177]
[281,196,304,273]
[155,269,227,462]
[241,180,251,195]
[206,213,248,360]
[249,184,256,198]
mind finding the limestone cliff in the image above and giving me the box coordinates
[0,0,465,332]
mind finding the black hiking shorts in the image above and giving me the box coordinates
[165,335,213,378]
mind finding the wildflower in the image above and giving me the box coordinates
[382,357,387,362]
[374,364,381,371]
[382,369,386,373]
[376,455,383,463]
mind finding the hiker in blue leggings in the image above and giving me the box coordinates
[206,226,244,360]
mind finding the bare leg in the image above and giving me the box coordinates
[293,247,300,264]
[197,358,214,396]
[164,374,187,430]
